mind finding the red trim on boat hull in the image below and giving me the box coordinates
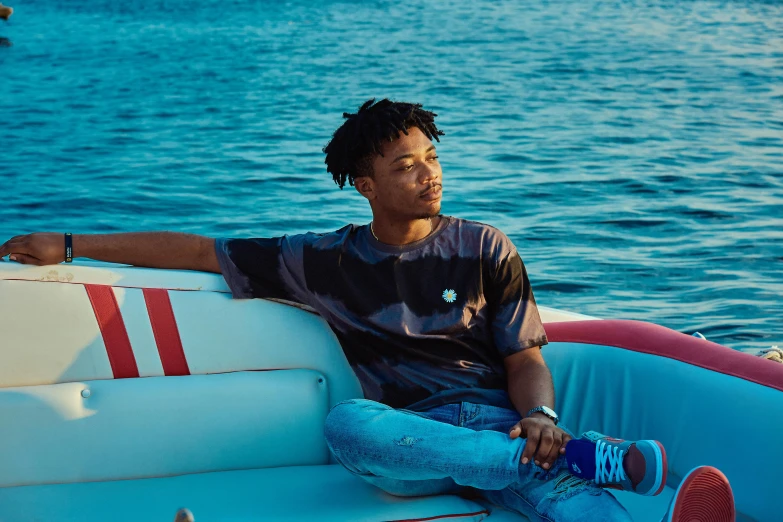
[84,284,140,379]
[544,320,783,392]
[143,288,190,376]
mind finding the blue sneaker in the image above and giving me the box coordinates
[565,431,667,496]
[662,466,734,522]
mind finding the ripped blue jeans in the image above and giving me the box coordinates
[324,399,632,522]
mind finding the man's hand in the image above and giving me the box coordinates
[0,233,65,265]
[509,413,572,470]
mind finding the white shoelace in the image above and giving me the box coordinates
[595,441,627,484]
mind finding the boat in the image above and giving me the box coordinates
[0,260,780,521]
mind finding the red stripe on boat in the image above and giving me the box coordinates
[390,510,489,522]
[545,320,783,392]
[84,284,140,378]
[143,288,190,376]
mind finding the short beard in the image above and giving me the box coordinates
[416,205,441,220]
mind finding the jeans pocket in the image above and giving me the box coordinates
[408,404,460,426]
[464,403,521,431]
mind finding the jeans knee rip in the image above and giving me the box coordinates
[394,436,419,447]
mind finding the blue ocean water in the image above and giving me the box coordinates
[1,0,781,352]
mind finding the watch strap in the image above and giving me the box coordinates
[524,406,559,425]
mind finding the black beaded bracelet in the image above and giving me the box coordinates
[64,233,73,263]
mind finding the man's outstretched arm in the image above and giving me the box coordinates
[0,232,221,273]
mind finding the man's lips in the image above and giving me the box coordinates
[420,185,442,201]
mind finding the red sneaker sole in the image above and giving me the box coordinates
[654,441,668,496]
[667,466,735,522]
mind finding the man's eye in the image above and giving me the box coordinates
[428,156,439,161]
[400,165,414,171]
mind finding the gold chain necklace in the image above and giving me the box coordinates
[370,217,433,242]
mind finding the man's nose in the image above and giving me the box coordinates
[418,162,440,184]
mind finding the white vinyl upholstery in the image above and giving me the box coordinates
[0,260,230,292]
[115,287,166,377]
[0,370,330,487]
[0,276,363,408]
[169,289,363,408]
[0,280,115,387]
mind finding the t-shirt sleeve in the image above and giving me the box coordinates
[487,249,549,357]
[214,235,311,305]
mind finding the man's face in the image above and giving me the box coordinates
[358,126,442,221]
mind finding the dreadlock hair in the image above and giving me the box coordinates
[323,99,445,189]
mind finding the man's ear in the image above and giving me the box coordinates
[354,176,376,201]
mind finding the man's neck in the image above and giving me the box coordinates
[370,216,440,245]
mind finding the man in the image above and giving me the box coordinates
[1,99,734,521]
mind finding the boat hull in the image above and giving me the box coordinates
[0,261,779,521]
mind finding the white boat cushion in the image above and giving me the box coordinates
[0,370,330,487]
[0,278,363,407]
[0,280,116,387]
[0,465,491,522]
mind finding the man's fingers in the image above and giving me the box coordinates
[6,241,31,255]
[0,237,25,258]
[509,422,522,440]
[521,427,540,465]
[535,430,554,468]
[9,253,41,265]
[542,431,563,469]
[560,433,573,454]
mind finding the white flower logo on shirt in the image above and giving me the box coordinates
[442,289,457,303]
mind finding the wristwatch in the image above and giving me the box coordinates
[525,406,559,425]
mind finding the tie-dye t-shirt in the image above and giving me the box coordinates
[215,216,548,411]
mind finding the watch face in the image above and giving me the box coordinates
[541,406,558,419]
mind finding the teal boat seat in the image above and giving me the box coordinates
[0,465,490,522]
[0,463,683,522]
[480,486,676,521]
